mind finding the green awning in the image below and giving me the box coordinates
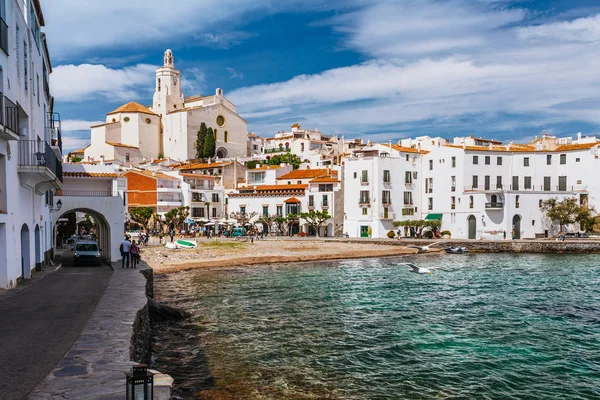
[425,214,443,220]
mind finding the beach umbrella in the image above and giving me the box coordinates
[205,222,215,226]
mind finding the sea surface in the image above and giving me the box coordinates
[152,253,600,399]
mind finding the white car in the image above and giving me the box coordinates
[72,240,102,266]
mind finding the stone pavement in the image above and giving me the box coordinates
[29,264,150,400]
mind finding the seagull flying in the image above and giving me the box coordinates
[404,263,433,274]
[405,240,445,253]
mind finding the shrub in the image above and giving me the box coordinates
[387,230,396,238]
[441,230,451,238]
[425,230,434,239]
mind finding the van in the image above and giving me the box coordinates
[232,227,247,237]
[72,240,102,266]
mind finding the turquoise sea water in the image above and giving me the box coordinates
[153,253,600,399]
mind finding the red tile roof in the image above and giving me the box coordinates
[106,141,139,149]
[107,102,158,116]
[284,197,302,203]
[63,172,120,178]
[277,169,337,180]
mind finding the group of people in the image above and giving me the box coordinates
[120,235,142,269]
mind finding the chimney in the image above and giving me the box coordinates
[100,155,105,165]
[152,171,156,177]
[577,132,582,141]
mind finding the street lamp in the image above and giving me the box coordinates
[125,364,154,400]
[56,199,62,211]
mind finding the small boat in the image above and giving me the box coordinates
[445,246,469,254]
[165,239,198,249]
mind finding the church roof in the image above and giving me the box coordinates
[107,102,158,116]
[106,142,139,149]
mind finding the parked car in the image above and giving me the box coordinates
[232,227,248,237]
[72,240,102,266]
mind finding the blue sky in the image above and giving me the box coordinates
[44,0,600,153]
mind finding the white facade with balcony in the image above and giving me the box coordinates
[0,0,62,289]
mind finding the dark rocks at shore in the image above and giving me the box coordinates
[130,303,152,364]
[148,297,191,322]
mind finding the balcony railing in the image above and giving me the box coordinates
[5,96,19,134]
[380,212,395,220]
[18,140,63,182]
[468,184,587,192]
[359,198,370,205]
[56,190,117,197]
[47,112,62,153]
[485,202,504,209]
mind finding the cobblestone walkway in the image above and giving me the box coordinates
[29,264,149,400]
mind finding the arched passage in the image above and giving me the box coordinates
[512,215,522,240]
[34,224,41,271]
[468,215,477,239]
[20,224,31,280]
[54,208,113,262]
[216,147,228,159]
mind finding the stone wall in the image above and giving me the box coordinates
[130,268,154,364]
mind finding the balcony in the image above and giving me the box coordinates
[359,198,371,206]
[485,202,504,210]
[0,95,20,140]
[157,186,181,193]
[380,212,395,220]
[47,112,62,157]
[56,190,117,197]
[360,180,369,186]
[18,140,63,194]
[321,202,329,209]
[157,200,182,207]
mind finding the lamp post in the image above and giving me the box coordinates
[56,199,62,211]
[125,364,154,400]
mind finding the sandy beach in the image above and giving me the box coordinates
[143,239,421,273]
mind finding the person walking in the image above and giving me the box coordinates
[120,236,131,268]
[130,240,139,268]
[169,229,175,243]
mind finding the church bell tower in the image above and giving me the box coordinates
[152,49,184,117]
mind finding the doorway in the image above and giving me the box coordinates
[360,225,369,238]
[468,215,476,239]
[34,225,41,271]
[20,224,31,280]
[512,215,522,239]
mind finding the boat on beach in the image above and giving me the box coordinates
[445,246,469,254]
[165,239,198,249]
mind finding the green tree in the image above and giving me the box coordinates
[129,207,155,230]
[244,160,260,169]
[196,123,208,159]
[300,210,331,237]
[203,127,216,158]
[268,153,303,170]
[541,197,595,232]
[393,219,441,238]
[164,206,190,230]
[275,217,286,235]
[286,213,299,236]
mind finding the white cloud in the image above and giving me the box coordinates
[62,119,104,132]
[517,14,600,43]
[61,135,91,153]
[51,63,156,102]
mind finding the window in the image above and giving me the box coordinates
[524,176,532,190]
[472,175,478,189]
[576,158,580,162]
[309,195,314,207]
[404,171,412,184]
[429,160,433,170]
[382,190,391,205]
[515,195,520,208]
[473,155,479,165]
[23,41,27,93]
[359,191,370,204]
[547,155,552,165]
[406,155,409,161]
[383,170,391,183]
[560,154,566,165]
[558,176,567,191]
[224,131,229,143]
[319,184,333,192]
[212,208,217,218]
[125,153,130,162]
[297,180,302,185]
[497,157,502,166]
[403,191,413,205]
[361,170,368,183]
[263,206,269,216]
[362,208,368,216]
[214,129,218,141]
[192,208,205,218]
[353,172,357,179]
[428,198,433,211]
[496,176,502,189]
[512,176,519,190]
[485,156,490,165]
[216,115,225,127]
[451,157,456,168]
[539,200,543,208]
[252,171,266,184]
[451,176,456,192]
[240,206,246,214]
[145,118,151,124]
[524,157,530,167]
[212,193,219,202]
[469,195,474,209]
[36,74,39,106]
[484,176,490,191]
[322,195,328,207]
[426,177,433,193]
[451,196,456,209]
[277,205,283,216]
[544,177,551,191]
[383,207,389,219]
[123,116,130,122]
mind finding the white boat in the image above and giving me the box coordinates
[165,239,197,249]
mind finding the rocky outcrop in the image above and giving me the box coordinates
[130,303,152,364]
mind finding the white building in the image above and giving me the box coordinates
[85,50,248,164]
[343,134,600,239]
[0,0,62,289]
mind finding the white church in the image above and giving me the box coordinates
[84,50,248,163]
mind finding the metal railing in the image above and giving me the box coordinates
[18,140,63,182]
[380,212,396,220]
[469,184,587,192]
[485,202,504,209]
[5,96,18,134]
[47,112,62,153]
[56,190,117,197]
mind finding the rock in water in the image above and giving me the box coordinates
[148,298,190,321]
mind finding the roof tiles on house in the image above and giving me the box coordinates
[63,172,120,178]
[284,197,302,203]
[177,161,231,170]
[277,169,337,180]
[106,142,139,149]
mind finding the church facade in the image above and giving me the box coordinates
[84,50,248,164]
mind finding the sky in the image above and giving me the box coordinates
[44,0,600,153]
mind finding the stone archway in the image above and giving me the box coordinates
[216,147,228,159]
[20,224,31,280]
[468,215,477,239]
